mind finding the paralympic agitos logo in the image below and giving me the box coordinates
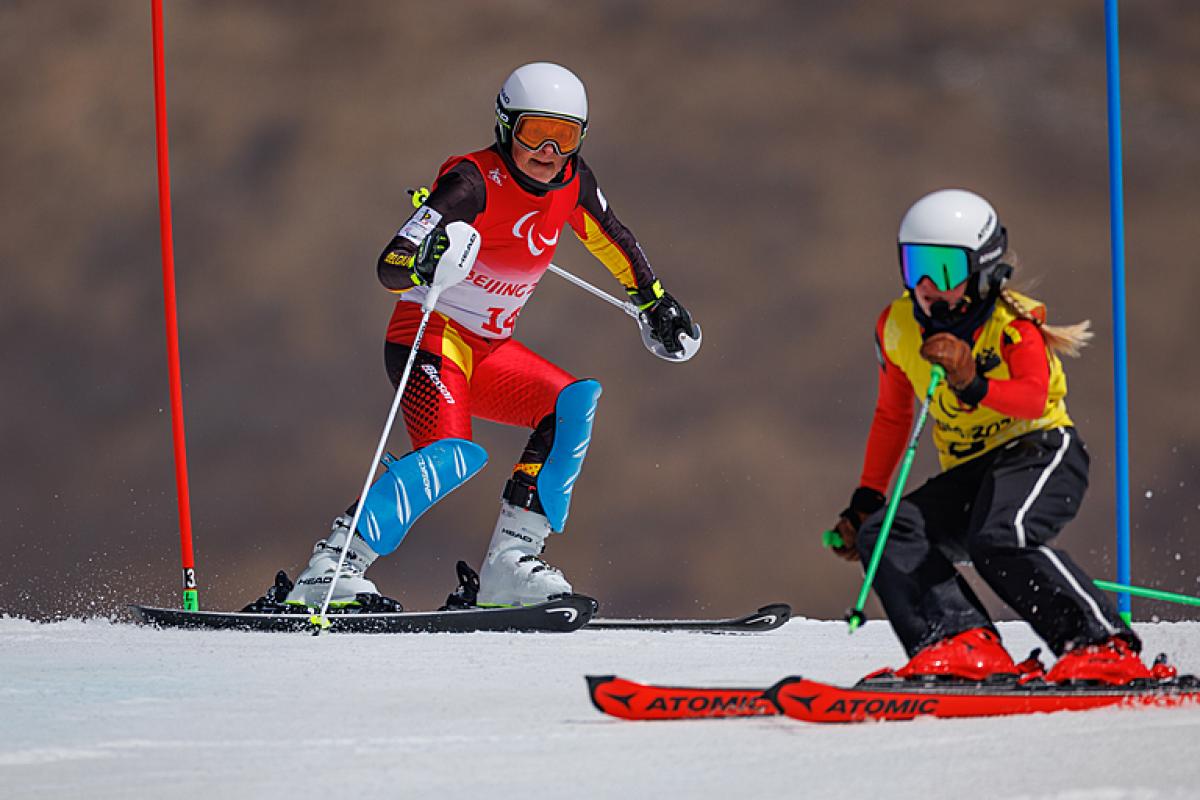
[512,211,559,256]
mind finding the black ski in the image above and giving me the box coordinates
[129,594,597,634]
[585,603,791,633]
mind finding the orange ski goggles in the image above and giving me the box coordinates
[512,113,585,155]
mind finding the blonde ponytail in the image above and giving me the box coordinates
[999,287,1093,358]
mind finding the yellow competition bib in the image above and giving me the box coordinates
[882,291,1073,469]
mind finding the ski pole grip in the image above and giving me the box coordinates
[422,221,480,313]
[822,530,845,549]
[928,364,946,394]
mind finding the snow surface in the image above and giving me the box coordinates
[3,615,1200,799]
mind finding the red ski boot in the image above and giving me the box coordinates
[894,628,1018,681]
[1045,636,1161,685]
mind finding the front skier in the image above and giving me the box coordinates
[827,188,1172,685]
[281,62,697,610]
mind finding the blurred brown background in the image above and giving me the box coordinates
[3,1,1198,622]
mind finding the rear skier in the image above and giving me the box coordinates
[827,188,1174,685]
[277,62,698,610]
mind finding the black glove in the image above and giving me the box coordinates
[410,227,450,286]
[380,227,450,289]
[639,291,695,355]
[828,486,886,562]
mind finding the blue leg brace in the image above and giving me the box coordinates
[536,379,602,532]
[357,438,487,556]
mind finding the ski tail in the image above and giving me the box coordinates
[586,675,778,720]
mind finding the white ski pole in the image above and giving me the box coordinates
[547,263,640,319]
[546,263,702,362]
[311,221,481,631]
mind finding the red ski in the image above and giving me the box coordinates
[586,675,778,720]
[767,674,1200,723]
[587,674,1200,722]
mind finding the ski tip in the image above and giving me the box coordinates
[584,675,623,716]
[586,674,618,691]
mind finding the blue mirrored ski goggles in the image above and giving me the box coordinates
[899,227,1007,292]
[898,243,973,291]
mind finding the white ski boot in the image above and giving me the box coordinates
[285,515,381,609]
[477,502,572,606]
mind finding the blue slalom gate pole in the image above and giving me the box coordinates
[1104,0,1133,625]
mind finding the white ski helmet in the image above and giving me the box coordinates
[495,62,589,155]
[897,189,1009,295]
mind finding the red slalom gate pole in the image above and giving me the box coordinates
[151,0,199,610]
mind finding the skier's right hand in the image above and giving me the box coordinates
[380,227,450,289]
[828,486,887,562]
[827,516,860,562]
[408,227,451,286]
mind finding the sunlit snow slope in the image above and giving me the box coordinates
[3,616,1199,799]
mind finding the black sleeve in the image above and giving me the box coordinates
[426,162,488,223]
[377,162,488,291]
[570,157,658,294]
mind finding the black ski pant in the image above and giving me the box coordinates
[856,427,1134,657]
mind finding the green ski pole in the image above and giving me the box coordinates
[823,549,1200,612]
[843,365,944,633]
[1094,580,1200,609]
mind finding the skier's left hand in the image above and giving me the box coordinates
[919,333,975,389]
[640,292,695,355]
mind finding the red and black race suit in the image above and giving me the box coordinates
[376,145,653,448]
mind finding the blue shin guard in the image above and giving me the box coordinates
[537,379,602,532]
[357,438,487,556]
